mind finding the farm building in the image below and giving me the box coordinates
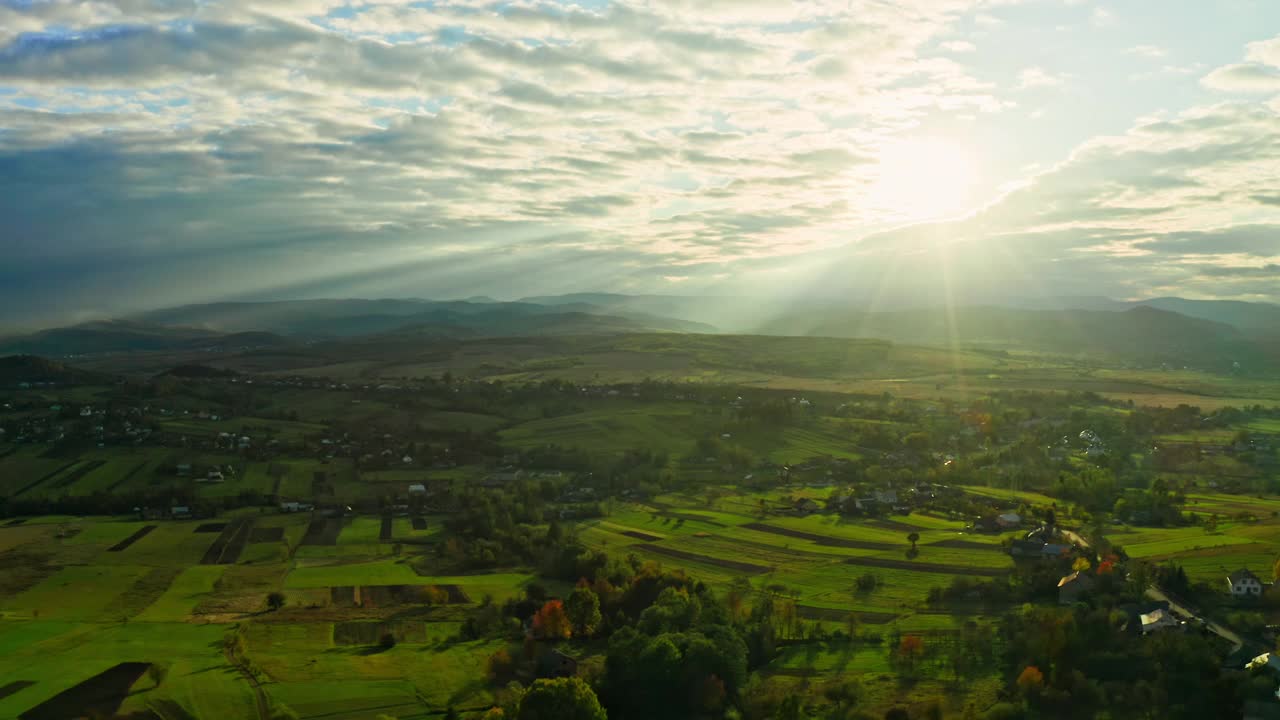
[1058,571,1096,605]
[1139,608,1181,634]
[794,498,821,515]
[1228,569,1264,596]
[996,512,1022,529]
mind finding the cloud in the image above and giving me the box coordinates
[0,0,1026,325]
[0,3,1277,325]
[1202,35,1280,93]
[814,95,1280,303]
[1017,66,1065,89]
[1125,44,1166,59]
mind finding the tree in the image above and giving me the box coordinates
[379,632,397,650]
[146,663,168,688]
[855,573,879,593]
[1016,665,1044,696]
[516,677,607,720]
[566,587,602,638]
[907,532,920,551]
[266,591,286,611]
[1072,557,1092,573]
[533,599,572,640]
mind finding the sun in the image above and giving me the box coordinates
[867,137,979,222]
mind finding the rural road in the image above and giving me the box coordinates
[1144,585,1244,653]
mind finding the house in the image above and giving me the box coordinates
[1058,571,1096,605]
[996,513,1022,529]
[176,463,192,477]
[1229,569,1264,596]
[171,506,192,519]
[408,483,426,495]
[1010,539,1044,557]
[873,489,898,505]
[1139,608,1181,633]
[1246,653,1280,675]
[537,649,579,678]
[1042,543,1071,557]
[794,498,821,515]
[280,501,314,513]
[204,470,225,483]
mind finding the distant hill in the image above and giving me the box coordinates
[156,364,240,379]
[0,355,111,385]
[0,321,294,356]
[131,298,715,337]
[755,305,1273,371]
[1131,297,1280,331]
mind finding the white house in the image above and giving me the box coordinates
[408,483,426,494]
[1228,568,1264,596]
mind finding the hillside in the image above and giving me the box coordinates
[0,355,112,385]
[132,298,715,337]
[756,305,1273,371]
[0,321,294,356]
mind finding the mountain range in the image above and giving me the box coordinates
[0,294,1276,372]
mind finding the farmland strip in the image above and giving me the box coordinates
[17,662,151,720]
[11,460,79,497]
[99,567,182,620]
[300,517,343,545]
[0,680,35,701]
[633,542,771,574]
[249,527,284,543]
[796,606,898,624]
[105,461,151,492]
[740,522,897,550]
[840,555,1007,577]
[866,518,928,532]
[199,518,255,564]
[108,525,156,552]
[51,460,105,489]
[931,539,1001,551]
[619,530,662,542]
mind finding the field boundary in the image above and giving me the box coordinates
[740,522,897,550]
[633,542,772,574]
[841,555,1008,577]
[12,460,80,497]
[107,525,156,552]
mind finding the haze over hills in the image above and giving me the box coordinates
[2,293,1277,372]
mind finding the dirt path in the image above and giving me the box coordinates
[223,633,269,720]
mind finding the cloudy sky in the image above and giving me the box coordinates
[1,0,1279,328]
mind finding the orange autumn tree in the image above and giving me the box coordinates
[1017,665,1044,693]
[533,599,572,640]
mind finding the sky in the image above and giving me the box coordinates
[1,0,1279,329]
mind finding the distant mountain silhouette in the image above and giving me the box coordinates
[0,355,111,384]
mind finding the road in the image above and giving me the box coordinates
[1145,585,1244,653]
